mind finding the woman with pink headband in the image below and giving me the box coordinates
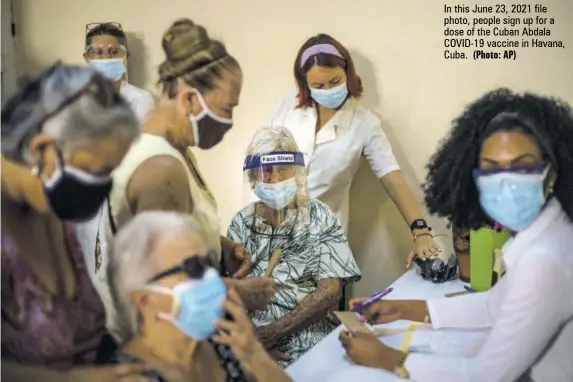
[264,34,440,269]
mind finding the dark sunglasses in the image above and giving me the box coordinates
[148,255,219,283]
[86,22,124,34]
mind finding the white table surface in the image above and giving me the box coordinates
[286,269,465,382]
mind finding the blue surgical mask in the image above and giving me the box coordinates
[476,170,547,232]
[89,58,126,81]
[254,177,297,210]
[310,82,348,109]
[148,268,226,340]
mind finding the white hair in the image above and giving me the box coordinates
[246,126,300,156]
[245,126,301,185]
[1,64,139,162]
[108,211,218,340]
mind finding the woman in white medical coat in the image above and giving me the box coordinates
[78,22,155,274]
[266,34,440,263]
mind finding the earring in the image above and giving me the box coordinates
[546,182,554,197]
[31,166,40,177]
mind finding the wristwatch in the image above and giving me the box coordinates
[394,351,411,379]
[410,219,431,232]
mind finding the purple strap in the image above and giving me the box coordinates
[299,44,344,68]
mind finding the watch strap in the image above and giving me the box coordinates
[410,219,431,232]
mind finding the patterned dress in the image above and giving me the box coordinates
[227,199,361,366]
[1,223,106,369]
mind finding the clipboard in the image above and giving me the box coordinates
[334,311,373,334]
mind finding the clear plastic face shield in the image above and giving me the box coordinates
[85,43,127,61]
[85,22,128,82]
[243,151,310,227]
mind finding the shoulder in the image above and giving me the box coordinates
[129,155,188,192]
[231,203,255,224]
[120,82,154,103]
[351,100,383,129]
[309,199,338,220]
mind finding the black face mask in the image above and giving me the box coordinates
[194,116,233,149]
[42,151,113,222]
[189,90,234,150]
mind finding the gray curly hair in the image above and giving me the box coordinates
[1,63,139,163]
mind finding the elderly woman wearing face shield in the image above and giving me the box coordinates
[1,64,147,381]
[95,18,272,343]
[227,126,361,366]
[78,22,155,275]
[108,211,291,382]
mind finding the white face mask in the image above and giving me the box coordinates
[254,178,298,210]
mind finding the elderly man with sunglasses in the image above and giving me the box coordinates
[107,211,292,382]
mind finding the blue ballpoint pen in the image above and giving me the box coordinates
[351,287,394,312]
[464,285,477,293]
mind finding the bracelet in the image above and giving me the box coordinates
[394,351,411,379]
[413,232,433,241]
[413,232,447,241]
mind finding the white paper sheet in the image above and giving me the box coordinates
[409,328,490,356]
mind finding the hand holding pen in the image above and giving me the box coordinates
[348,288,403,325]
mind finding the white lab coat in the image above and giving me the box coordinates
[75,82,155,276]
[263,87,400,232]
[405,199,573,382]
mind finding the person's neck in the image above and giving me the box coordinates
[257,203,286,228]
[315,104,337,131]
[115,80,123,92]
[143,100,193,153]
[126,323,198,374]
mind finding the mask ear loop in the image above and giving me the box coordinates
[192,89,233,124]
[542,164,555,198]
[145,284,179,320]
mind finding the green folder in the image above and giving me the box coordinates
[469,228,511,292]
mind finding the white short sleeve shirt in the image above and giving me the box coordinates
[264,87,399,228]
[405,199,573,382]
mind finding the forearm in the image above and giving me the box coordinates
[379,171,426,229]
[271,279,341,338]
[220,235,235,253]
[1,360,68,382]
[396,300,430,322]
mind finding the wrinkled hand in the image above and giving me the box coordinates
[255,324,279,350]
[339,330,403,371]
[225,242,252,279]
[234,276,276,310]
[348,298,402,325]
[67,364,151,382]
[407,234,441,268]
[213,288,268,374]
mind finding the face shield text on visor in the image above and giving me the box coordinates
[244,151,307,211]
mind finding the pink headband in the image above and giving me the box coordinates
[299,44,344,68]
